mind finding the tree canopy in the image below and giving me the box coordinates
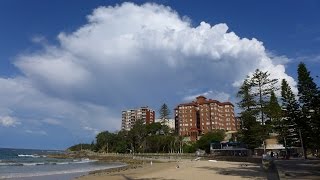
[159,103,171,122]
[278,79,300,149]
[237,69,277,151]
[87,120,187,154]
[297,62,320,156]
[195,130,225,153]
[236,64,320,157]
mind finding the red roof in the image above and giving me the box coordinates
[175,96,234,108]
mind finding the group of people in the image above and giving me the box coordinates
[262,151,279,161]
[270,151,279,159]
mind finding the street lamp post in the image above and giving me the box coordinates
[299,128,305,158]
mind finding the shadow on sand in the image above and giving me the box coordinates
[275,159,320,179]
[121,175,176,180]
[197,162,279,180]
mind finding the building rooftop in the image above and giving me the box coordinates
[176,95,234,107]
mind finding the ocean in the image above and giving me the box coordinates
[0,148,126,179]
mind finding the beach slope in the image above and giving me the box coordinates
[77,160,267,180]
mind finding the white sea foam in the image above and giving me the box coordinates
[72,159,98,164]
[17,154,41,158]
[52,159,97,165]
[55,162,69,165]
[0,158,97,167]
[0,162,22,166]
[0,164,126,179]
[22,162,45,166]
[0,162,49,166]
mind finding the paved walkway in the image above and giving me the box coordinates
[275,159,320,179]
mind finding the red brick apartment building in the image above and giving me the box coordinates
[175,96,236,141]
[121,107,155,131]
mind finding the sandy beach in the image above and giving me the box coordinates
[76,160,267,180]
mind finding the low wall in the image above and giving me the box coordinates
[51,151,262,164]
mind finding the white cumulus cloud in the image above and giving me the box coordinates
[0,116,20,127]
[183,90,231,102]
[0,2,297,147]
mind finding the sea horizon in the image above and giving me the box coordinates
[0,146,66,151]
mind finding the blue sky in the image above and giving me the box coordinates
[0,0,319,149]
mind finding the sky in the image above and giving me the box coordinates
[0,0,319,150]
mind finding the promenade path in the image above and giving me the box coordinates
[275,159,320,179]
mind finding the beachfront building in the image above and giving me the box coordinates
[254,133,303,157]
[235,116,242,130]
[174,96,236,141]
[210,141,249,156]
[155,118,175,130]
[121,106,155,131]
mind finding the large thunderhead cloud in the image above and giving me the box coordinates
[0,2,296,148]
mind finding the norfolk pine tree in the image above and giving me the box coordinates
[237,69,279,151]
[237,78,256,111]
[279,79,300,152]
[159,103,171,123]
[297,62,320,156]
[237,77,265,150]
[250,69,278,125]
[264,91,282,134]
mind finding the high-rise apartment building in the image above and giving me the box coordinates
[235,116,242,130]
[121,106,155,131]
[155,118,175,130]
[174,96,236,141]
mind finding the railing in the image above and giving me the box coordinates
[67,150,262,163]
[86,151,196,157]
